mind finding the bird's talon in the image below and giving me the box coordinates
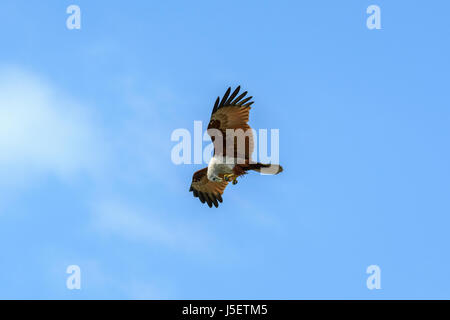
[224,174,234,182]
[232,179,238,185]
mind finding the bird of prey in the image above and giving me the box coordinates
[189,86,283,208]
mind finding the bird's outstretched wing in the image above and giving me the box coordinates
[189,168,228,208]
[207,86,255,159]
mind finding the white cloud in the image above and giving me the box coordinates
[91,199,215,254]
[0,66,232,258]
[0,66,104,185]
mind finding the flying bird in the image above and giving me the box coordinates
[189,86,283,208]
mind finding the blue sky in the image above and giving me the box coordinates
[0,0,449,299]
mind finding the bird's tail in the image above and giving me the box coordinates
[246,163,283,175]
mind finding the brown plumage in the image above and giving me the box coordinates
[207,86,254,159]
[189,168,227,208]
[189,86,283,208]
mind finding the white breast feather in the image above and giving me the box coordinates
[207,156,235,180]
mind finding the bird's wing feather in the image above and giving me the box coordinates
[207,86,254,159]
[189,167,228,208]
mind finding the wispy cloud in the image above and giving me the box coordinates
[91,199,215,254]
[0,66,235,262]
[0,66,105,186]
